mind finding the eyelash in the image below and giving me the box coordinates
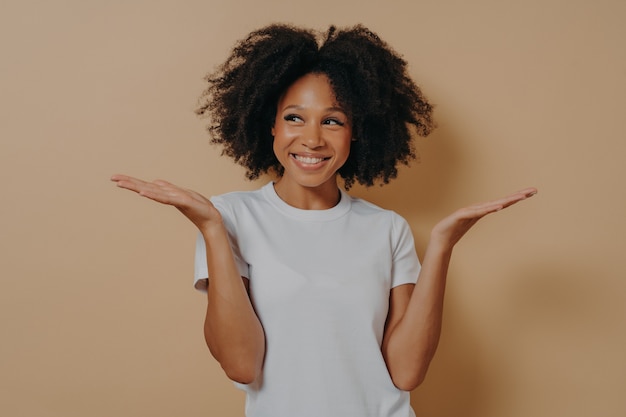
[324,118,345,126]
[283,114,345,126]
[284,114,302,122]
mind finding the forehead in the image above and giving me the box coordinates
[278,73,341,109]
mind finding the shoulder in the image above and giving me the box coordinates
[346,193,408,225]
[210,183,270,211]
[344,193,413,241]
[345,192,386,213]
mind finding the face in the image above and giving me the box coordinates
[272,73,352,192]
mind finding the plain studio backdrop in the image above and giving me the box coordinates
[1,1,624,416]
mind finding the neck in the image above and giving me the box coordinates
[273,178,341,210]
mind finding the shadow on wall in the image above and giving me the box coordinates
[410,257,608,416]
[350,118,467,249]
[351,119,492,414]
[352,119,555,415]
[410,292,487,416]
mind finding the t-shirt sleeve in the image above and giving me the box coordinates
[390,213,421,288]
[193,197,250,292]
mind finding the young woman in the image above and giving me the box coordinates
[112,24,536,417]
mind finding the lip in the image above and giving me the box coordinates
[289,153,331,169]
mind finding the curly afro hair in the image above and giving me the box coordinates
[196,24,435,189]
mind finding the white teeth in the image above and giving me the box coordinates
[294,155,325,164]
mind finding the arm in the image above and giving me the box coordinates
[111,175,265,384]
[201,221,265,384]
[381,187,537,391]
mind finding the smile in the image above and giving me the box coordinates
[291,154,330,164]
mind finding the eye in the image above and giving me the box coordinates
[323,118,345,126]
[284,114,303,123]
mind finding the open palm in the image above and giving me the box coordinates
[111,174,222,231]
[431,188,537,251]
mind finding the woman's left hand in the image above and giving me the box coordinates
[430,187,537,252]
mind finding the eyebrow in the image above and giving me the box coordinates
[281,104,346,113]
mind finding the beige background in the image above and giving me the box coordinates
[1,0,625,416]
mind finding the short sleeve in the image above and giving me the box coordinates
[193,233,210,291]
[390,213,421,288]
[193,197,250,292]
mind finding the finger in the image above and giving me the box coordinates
[460,202,505,219]
[499,188,538,209]
[137,181,185,200]
[111,174,140,185]
[470,188,537,212]
[112,176,175,203]
[153,179,176,187]
[144,180,195,203]
[112,175,151,193]
[502,187,538,202]
[514,187,538,198]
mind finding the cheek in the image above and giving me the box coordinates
[340,142,352,162]
[339,131,353,157]
[271,123,291,162]
[272,122,297,146]
[332,138,352,167]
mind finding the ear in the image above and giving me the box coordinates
[271,126,275,136]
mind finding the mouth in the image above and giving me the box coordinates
[291,154,331,165]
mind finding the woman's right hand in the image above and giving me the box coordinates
[111,174,222,231]
[113,174,266,382]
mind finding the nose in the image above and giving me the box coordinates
[302,123,324,149]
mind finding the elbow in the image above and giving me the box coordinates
[385,342,438,391]
[218,348,264,385]
[392,370,427,392]
[223,363,260,385]
[389,360,431,391]
[204,330,265,385]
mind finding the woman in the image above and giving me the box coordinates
[112,24,536,417]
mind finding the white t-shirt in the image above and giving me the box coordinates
[195,182,420,417]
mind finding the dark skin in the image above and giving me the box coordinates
[112,73,537,389]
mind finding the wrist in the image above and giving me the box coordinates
[425,235,454,259]
[199,220,228,242]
